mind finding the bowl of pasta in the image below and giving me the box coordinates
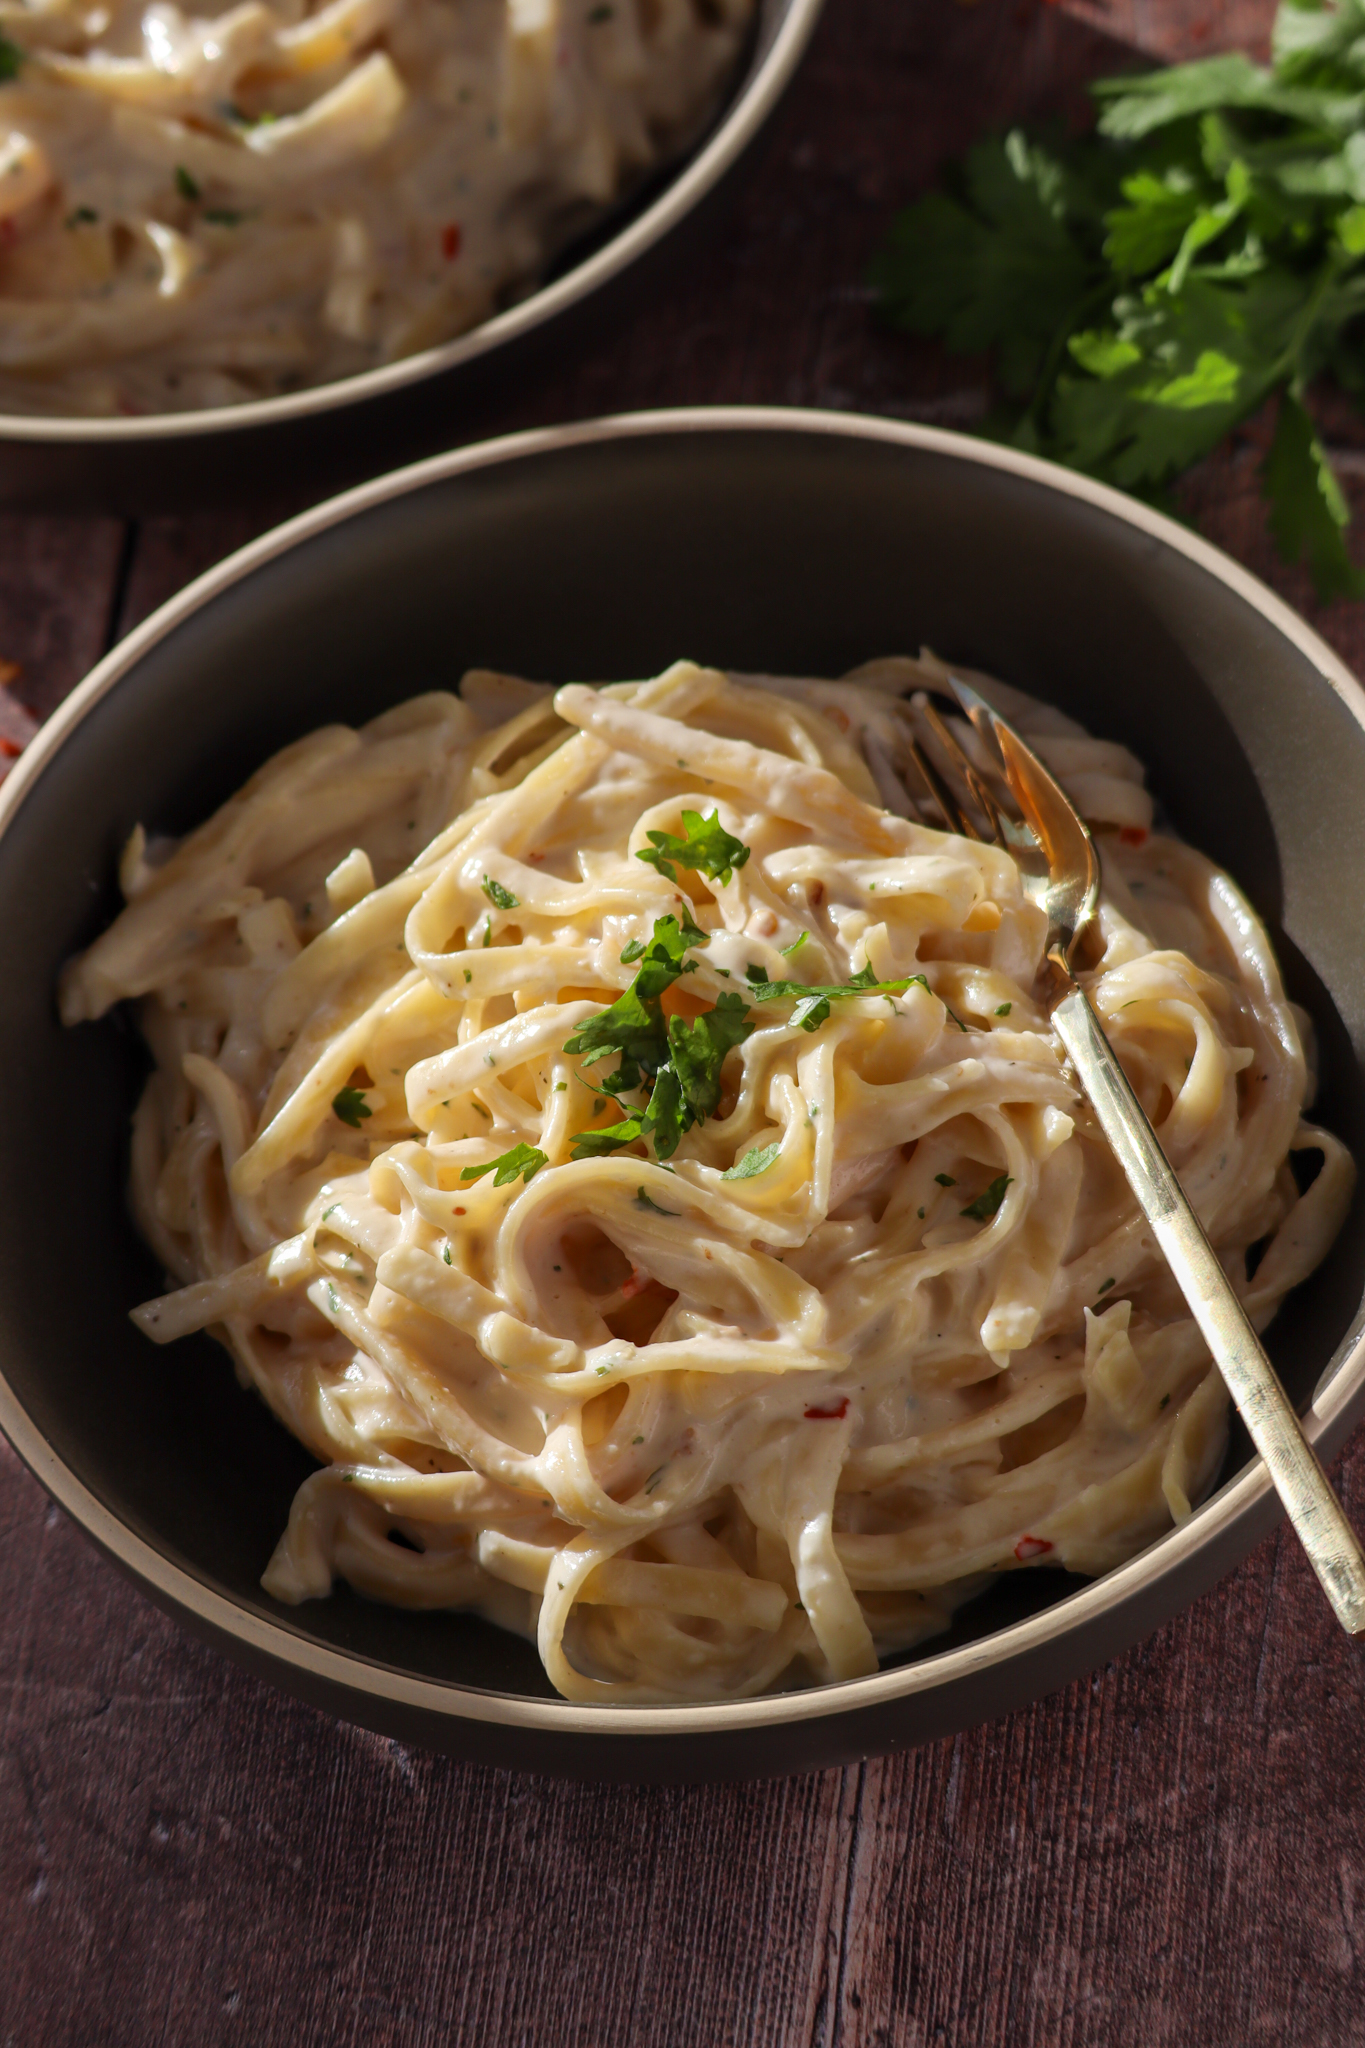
[2,406,1363,1779]
[0,0,820,506]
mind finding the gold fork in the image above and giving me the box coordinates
[901,674,1365,1637]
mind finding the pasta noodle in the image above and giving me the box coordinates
[0,0,751,416]
[60,657,1355,1703]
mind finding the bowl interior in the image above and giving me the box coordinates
[5,423,1364,1704]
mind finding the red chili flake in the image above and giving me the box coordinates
[453,1206,466,1216]
[804,1397,849,1421]
[529,851,544,862]
[619,1268,649,1301]
[1014,1534,1053,1561]
[0,738,20,758]
[441,222,462,261]
[826,706,850,733]
[1119,826,1149,848]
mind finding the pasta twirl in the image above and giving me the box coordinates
[61,659,1354,1703]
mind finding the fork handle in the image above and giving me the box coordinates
[1052,981,1365,1636]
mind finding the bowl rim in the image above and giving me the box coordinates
[3,402,1364,1737]
[0,0,824,446]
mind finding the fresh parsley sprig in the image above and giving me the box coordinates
[870,2,1365,599]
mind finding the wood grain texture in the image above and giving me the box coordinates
[2,0,1364,2042]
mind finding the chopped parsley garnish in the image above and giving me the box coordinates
[66,205,99,227]
[565,915,751,1162]
[934,1173,956,1187]
[481,875,519,910]
[636,810,751,887]
[961,1173,1012,1222]
[722,1140,782,1180]
[780,931,809,959]
[459,1142,547,1187]
[203,207,245,226]
[588,2,613,18]
[1097,1276,1116,1295]
[620,936,646,963]
[175,165,201,201]
[636,1186,677,1215]
[995,1002,1012,1017]
[564,913,705,1078]
[0,34,23,79]
[744,962,768,984]
[332,1085,373,1128]
[442,1243,453,1264]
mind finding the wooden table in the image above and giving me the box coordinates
[3,1,1364,2040]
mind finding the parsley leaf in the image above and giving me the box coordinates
[1262,387,1365,599]
[332,1086,373,1128]
[869,130,1109,401]
[961,1172,1013,1222]
[721,1140,782,1180]
[744,964,923,1032]
[636,810,751,887]
[569,1116,646,1159]
[636,1186,677,1215]
[0,34,23,79]
[459,1143,547,1187]
[780,931,809,958]
[175,165,201,201]
[482,875,519,910]
[667,992,754,1126]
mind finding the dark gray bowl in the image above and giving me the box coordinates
[0,0,820,514]
[2,408,1363,1781]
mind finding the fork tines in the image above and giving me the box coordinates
[856,686,1021,844]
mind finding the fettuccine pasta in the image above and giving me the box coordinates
[61,658,1353,1702]
[0,0,751,416]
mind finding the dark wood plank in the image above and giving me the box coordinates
[4,0,1365,2043]
[0,515,126,718]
